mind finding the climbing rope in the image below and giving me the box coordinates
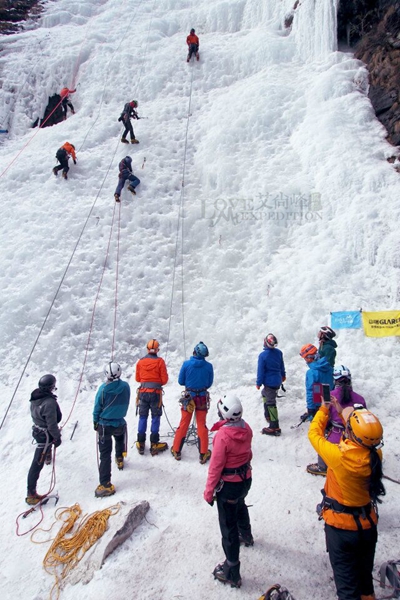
[31,502,120,599]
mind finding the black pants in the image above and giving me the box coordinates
[54,157,69,175]
[122,119,135,140]
[137,391,162,443]
[27,429,51,494]
[325,523,377,600]
[98,424,126,485]
[216,478,252,564]
[188,43,199,59]
[61,98,74,118]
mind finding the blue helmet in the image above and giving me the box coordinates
[194,341,209,357]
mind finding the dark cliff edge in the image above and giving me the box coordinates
[0,0,44,35]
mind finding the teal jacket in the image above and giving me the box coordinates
[93,379,130,427]
[318,339,337,367]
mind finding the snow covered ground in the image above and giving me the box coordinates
[0,0,399,598]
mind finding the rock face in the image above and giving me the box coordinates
[0,0,42,35]
[337,1,400,147]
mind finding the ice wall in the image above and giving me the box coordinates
[289,0,339,61]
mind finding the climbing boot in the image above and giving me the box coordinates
[127,184,136,195]
[52,167,58,176]
[213,561,242,588]
[121,137,129,144]
[114,193,120,202]
[186,56,190,63]
[130,138,139,144]
[171,448,181,461]
[116,456,124,470]
[62,171,68,180]
[199,450,211,464]
[136,441,145,455]
[262,426,281,436]
[306,463,327,476]
[95,483,115,498]
[150,442,168,456]
[239,532,254,547]
[25,492,47,506]
[196,52,200,61]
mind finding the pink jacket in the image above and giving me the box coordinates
[204,419,252,503]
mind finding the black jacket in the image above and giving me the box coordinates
[119,103,139,123]
[30,389,62,441]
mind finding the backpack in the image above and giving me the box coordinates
[259,584,296,600]
[56,148,67,162]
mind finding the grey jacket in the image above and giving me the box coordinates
[30,389,62,441]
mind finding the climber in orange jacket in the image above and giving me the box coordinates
[60,87,76,119]
[52,142,77,179]
[186,28,199,62]
[308,398,385,600]
[135,339,169,456]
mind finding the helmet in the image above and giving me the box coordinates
[147,339,160,354]
[190,28,195,34]
[299,344,318,360]
[124,156,132,164]
[347,408,383,448]
[264,333,278,348]
[194,341,209,357]
[38,374,56,391]
[333,365,351,381]
[130,100,138,108]
[217,394,243,422]
[319,326,336,340]
[104,362,122,380]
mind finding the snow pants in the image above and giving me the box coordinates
[121,119,135,140]
[137,391,163,444]
[262,385,280,427]
[54,150,69,176]
[187,43,199,60]
[325,523,377,600]
[172,405,208,454]
[27,427,54,494]
[115,173,140,196]
[97,423,126,485]
[216,478,252,565]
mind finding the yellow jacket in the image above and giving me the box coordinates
[308,406,381,530]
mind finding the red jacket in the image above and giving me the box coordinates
[135,354,168,393]
[61,142,76,161]
[204,419,252,503]
[186,34,199,46]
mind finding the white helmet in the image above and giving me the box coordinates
[104,362,122,380]
[217,393,243,422]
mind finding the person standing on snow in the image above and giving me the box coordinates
[26,374,62,505]
[306,365,367,476]
[299,343,333,422]
[171,341,214,463]
[186,28,199,62]
[114,156,140,202]
[52,142,77,179]
[308,400,385,600]
[204,394,253,589]
[60,87,76,120]
[93,362,130,498]
[318,325,337,367]
[135,339,169,456]
[118,100,140,144]
[256,333,286,436]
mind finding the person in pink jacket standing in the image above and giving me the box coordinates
[204,393,253,589]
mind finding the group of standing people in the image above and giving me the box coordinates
[26,324,386,599]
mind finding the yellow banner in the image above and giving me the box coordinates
[362,311,400,337]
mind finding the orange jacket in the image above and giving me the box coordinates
[186,34,199,46]
[61,142,76,161]
[60,87,76,99]
[308,406,380,530]
[135,354,168,393]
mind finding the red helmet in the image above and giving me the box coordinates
[264,333,278,348]
[300,344,318,361]
[130,100,138,108]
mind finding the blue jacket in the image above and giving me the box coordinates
[93,379,131,427]
[256,347,286,389]
[178,356,214,396]
[305,357,334,410]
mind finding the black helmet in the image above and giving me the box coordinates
[38,374,56,391]
[190,28,195,34]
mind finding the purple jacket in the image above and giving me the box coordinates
[327,387,366,444]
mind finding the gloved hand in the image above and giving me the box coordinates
[282,376,286,382]
[53,437,62,448]
[300,409,316,423]
[93,422,99,431]
[207,499,214,507]
[256,385,261,390]
[73,159,77,164]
